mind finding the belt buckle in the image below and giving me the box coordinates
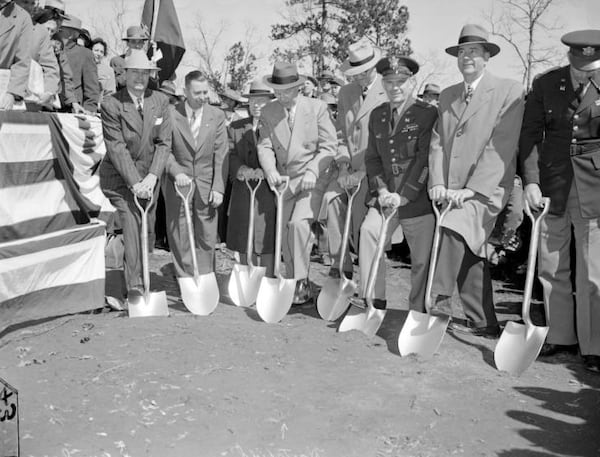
[391,163,401,176]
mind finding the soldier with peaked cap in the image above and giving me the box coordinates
[428,24,525,338]
[227,79,277,276]
[321,38,388,282]
[257,61,337,304]
[100,50,172,306]
[520,30,600,373]
[357,55,438,329]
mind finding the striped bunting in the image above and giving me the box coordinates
[0,223,106,333]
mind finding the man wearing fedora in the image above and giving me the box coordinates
[257,61,337,304]
[520,30,600,372]
[323,38,388,280]
[100,49,172,303]
[111,25,150,92]
[428,24,524,338]
[419,82,441,107]
[0,0,33,110]
[163,70,228,282]
[60,14,100,113]
[358,55,438,329]
[227,79,277,276]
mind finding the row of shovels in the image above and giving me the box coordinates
[127,176,551,377]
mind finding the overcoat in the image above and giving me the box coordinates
[226,116,275,254]
[0,2,32,98]
[428,72,525,256]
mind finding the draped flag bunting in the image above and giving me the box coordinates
[0,112,113,333]
[141,0,186,83]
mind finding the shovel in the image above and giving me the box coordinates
[339,205,397,336]
[256,176,296,323]
[317,180,362,321]
[174,181,220,316]
[228,176,266,307]
[494,197,550,376]
[397,202,452,357]
[128,193,169,318]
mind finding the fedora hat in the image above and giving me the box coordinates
[340,39,382,76]
[123,49,159,70]
[562,29,600,71]
[420,83,441,96]
[218,87,247,105]
[318,70,335,81]
[158,80,178,97]
[123,25,149,41]
[242,79,275,98]
[44,0,67,17]
[445,24,500,57]
[263,62,306,89]
[61,14,82,31]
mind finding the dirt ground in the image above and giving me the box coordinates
[0,247,599,457]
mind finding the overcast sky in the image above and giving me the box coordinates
[63,0,600,90]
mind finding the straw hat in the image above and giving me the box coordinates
[445,24,500,57]
[123,49,159,70]
[242,79,275,98]
[263,62,306,89]
[340,39,382,76]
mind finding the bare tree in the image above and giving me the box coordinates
[189,16,229,89]
[483,0,564,90]
[413,50,455,95]
[84,0,129,57]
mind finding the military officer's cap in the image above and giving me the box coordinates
[376,56,419,80]
[561,30,600,71]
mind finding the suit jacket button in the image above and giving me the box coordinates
[390,148,395,153]
[389,139,394,144]
[456,129,463,137]
[572,138,577,144]
[574,114,579,120]
[573,125,579,131]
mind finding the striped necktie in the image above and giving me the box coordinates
[190,111,200,146]
[136,97,143,117]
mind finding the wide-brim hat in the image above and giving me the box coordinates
[123,49,159,70]
[420,83,441,96]
[340,39,382,76]
[123,25,149,41]
[44,0,68,18]
[263,62,306,89]
[562,29,600,71]
[445,24,500,57]
[158,80,178,97]
[242,79,275,98]
[304,75,318,87]
[61,14,82,31]
[218,87,247,104]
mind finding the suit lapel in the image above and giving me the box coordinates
[356,77,384,122]
[449,85,466,121]
[175,102,195,151]
[271,101,291,151]
[121,91,143,137]
[576,76,600,114]
[458,73,494,126]
[0,5,16,39]
[141,90,156,137]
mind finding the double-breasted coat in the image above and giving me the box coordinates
[226,116,275,255]
[429,72,525,256]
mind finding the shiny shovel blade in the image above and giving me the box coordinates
[128,291,169,318]
[338,304,368,332]
[256,276,296,323]
[178,273,220,316]
[317,277,356,321]
[361,308,387,338]
[228,264,266,308]
[398,310,450,358]
[494,321,549,376]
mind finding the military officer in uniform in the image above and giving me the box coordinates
[358,55,437,326]
[520,30,600,373]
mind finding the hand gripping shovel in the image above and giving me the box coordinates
[317,180,362,321]
[397,202,452,357]
[228,176,266,307]
[175,182,220,315]
[494,197,550,376]
[256,176,296,323]
[128,193,169,317]
[339,205,397,335]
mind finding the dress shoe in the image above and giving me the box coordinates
[447,320,500,339]
[538,343,579,357]
[583,355,600,373]
[292,278,312,305]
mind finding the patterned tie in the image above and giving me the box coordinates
[136,97,143,118]
[190,111,200,146]
[362,86,368,100]
[464,85,473,105]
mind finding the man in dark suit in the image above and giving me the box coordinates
[59,14,99,112]
[100,50,172,302]
[520,30,600,373]
[163,70,228,280]
[358,55,437,327]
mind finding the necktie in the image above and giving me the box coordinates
[287,108,294,129]
[136,97,143,117]
[190,111,200,145]
[391,107,398,130]
[575,82,585,103]
[465,85,473,105]
[362,86,368,100]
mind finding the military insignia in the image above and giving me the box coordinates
[389,56,399,72]
[583,46,596,57]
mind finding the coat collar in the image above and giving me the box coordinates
[455,72,495,126]
[0,3,17,38]
[356,76,386,121]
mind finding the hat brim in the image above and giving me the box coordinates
[123,36,149,41]
[262,74,306,89]
[445,42,500,57]
[242,91,276,99]
[124,64,159,71]
[340,47,382,76]
[568,52,600,71]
